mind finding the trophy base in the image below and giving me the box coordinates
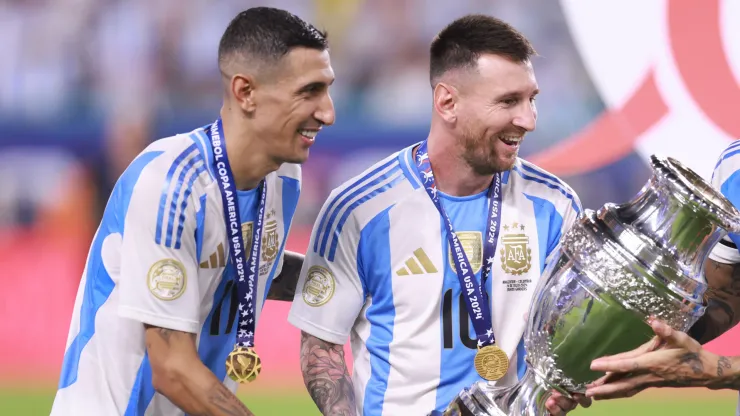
[437,368,556,416]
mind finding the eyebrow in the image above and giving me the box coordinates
[297,79,335,94]
[496,88,539,100]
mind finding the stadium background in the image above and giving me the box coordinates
[1,0,739,414]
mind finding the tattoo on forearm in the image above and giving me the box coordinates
[300,331,355,416]
[718,356,732,377]
[691,260,740,344]
[208,382,254,416]
[267,252,304,301]
[678,352,704,375]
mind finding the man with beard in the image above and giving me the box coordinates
[288,14,589,416]
[52,7,335,415]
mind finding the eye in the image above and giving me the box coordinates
[502,98,519,106]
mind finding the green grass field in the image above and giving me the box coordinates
[1,388,735,415]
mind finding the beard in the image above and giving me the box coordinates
[460,122,520,176]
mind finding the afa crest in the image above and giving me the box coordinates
[261,209,279,263]
[499,222,532,275]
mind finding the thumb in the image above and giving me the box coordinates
[650,319,691,348]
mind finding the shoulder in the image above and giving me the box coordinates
[323,148,412,220]
[128,129,214,193]
[509,158,582,213]
[311,148,415,259]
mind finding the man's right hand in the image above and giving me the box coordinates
[145,324,256,416]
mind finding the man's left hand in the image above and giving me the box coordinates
[586,319,723,400]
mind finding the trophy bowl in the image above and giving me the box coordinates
[438,155,740,416]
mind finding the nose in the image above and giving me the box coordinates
[513,101,537,132]
[314,93,336,126]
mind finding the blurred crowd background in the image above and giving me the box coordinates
[1,1,739,414]
[0,0,609,232]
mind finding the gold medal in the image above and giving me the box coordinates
[225,346,262,383]
[474,344,509,381]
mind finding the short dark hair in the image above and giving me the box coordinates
[429,14,536,86]
[218,7,328,72]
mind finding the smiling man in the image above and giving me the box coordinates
[51,7,335,416]
[288,14,587,416]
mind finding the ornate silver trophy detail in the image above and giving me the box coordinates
[438,155,740,416]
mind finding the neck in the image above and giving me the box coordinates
[425,134,494,197]
[220,107,281,190]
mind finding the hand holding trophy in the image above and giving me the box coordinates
[437,155,740,416]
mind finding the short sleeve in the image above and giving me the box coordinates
[544,190,583,267]
[709,148,740,264]
[117,154,203,334]
[288,197,366,345]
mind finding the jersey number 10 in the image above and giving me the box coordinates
[442,289,479,350]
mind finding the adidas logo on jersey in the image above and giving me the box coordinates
[396,248,438,276]
[200,243,226,269]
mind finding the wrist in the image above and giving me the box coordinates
[705,352,740,390]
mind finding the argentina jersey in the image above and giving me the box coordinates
[707,140,740,416]
[51,126,300,416]
[289,143,581,415]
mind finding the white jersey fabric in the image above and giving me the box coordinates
[706,140,740,416]
[51,126,301,416]
[288,143,582,415]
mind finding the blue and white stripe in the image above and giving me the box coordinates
[313,155,403,260]
[155,142,207,248]
[512,162,581,214]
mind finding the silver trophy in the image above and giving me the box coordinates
[438,155,740,416]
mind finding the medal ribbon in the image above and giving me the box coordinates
[415,140,503,347]
[209,118,266,349]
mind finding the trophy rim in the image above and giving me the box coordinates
[650,154,740,233]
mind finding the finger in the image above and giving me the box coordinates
[547,392,577,412]
[650,320,697,350]
[591,356,644,373]
[545,398,565,416]
[585,373,657,400]
[591,336,661,367]
[590,348,675,373]
[572,393,592,408]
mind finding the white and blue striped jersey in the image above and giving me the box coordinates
[710,140,740,252]
[706,140,740,416]
[288,143,582,415]
[51,127,301,416]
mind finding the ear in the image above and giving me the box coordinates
[231,74,257,113]
[433,82,458,123]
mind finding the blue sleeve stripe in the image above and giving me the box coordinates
[518,163,574,200]
[155,143,199,246]
[319,164,401,258]
[191,129,216,180]
[174,164,208,249]
[165,153,205,248]
[513,165,580,214]
[195,194,207,262]
[313,158,398,253]
[327,171,404,262]
[714,148,740,171]
[719,140,740,159]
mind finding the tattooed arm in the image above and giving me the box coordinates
[300,331,356,415]
[267,251,304,301]
[688,258,740,344]
[145,325,255,416]
[586,319,740,400]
